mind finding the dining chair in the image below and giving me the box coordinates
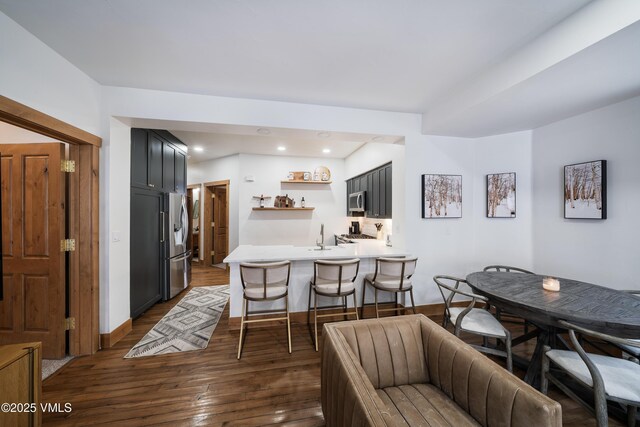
[542,320,640,427]
[618,290,640,359]
[308,258,360,351]
[361,256,418,319]
[433,275,513,372]
[483,265,534,333]
[237,260,292,359]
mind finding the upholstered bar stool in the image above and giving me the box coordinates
[237,260,291,359]
[308,258,360,351]
[361,256,418,318]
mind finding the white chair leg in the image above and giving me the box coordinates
[286,296,292,354]
[314,292,319,352]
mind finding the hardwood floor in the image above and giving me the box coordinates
[42,266,624,426]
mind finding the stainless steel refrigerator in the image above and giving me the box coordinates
[165,192,191,299]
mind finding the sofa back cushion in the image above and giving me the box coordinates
[335,316,429,389]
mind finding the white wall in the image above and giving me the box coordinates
[345,142,406,248]
[405,135,478,304]
[0,11,102,136]
[238,154,347,246]
[473,131,533,271]
[187,154,240,256]
[532,96,640,288]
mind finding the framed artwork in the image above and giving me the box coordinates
[487,172,516,218]
[564,160,607,219]
[421,174,462,218]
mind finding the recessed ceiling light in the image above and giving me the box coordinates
[372,136,384,142]
[193,146,204,152]
[318,131,331,138]
[277,146,286,151]
[323,148,331,154]
[257,128,271,135]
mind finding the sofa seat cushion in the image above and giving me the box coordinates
[376,383,480,427]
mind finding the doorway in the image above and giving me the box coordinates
[0,95,100,358]
[202,180,229,268]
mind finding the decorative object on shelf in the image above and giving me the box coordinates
[542,277,560,292]
[252,194,272,208]
[314,166,331,181]
[421,174,462,218]
[564,160,607,219]
[374,223,383,240]
[487,172,516,218]
[386,233,392,247]
[287,171,311,181]
[274,194,295,208]
[301,197,306,208]
[251,207,314,211]
[303,172,311,181]
[280,179,332,184]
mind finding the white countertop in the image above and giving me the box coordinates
[224,240,406,263]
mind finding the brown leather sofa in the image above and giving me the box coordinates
[321,314,561,427]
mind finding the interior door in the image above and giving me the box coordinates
[213,186,228,264]
[0,143,66,358]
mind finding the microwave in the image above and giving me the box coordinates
[348,191,366,212]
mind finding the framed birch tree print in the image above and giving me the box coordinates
[421,174,462,218]
[487,172,516,218]
[564,160,607,219]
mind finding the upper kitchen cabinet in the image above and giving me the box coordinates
[346,162,392,219]
[131,128,188,193]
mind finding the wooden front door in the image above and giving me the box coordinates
[212,186,227,264]
[0,143,66,358]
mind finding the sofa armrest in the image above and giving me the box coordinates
[420,316,562,427]
[322,323,391,427]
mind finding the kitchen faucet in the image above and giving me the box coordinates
[316,223,325,250]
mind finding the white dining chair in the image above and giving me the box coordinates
[433,275,513,372]
[542,320,640,427]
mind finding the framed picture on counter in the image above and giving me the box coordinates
[421,174,462,218]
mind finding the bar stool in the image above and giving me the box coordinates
[308,258,360,351]
[361,256,418,318]
[237,260,292,359]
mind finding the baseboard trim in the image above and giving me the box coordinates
[100,318,132,349]
[227,301,473,330]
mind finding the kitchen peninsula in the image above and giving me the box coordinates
[224,240,406,320]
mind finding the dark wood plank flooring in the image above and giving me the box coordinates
[42,264,623,426]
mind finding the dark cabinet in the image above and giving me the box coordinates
[147,132,164,190]
[163,143,175,192]
[131,128,188,194]
[346,162,392,219]
[175,151,186,193]
[130,188,164,318]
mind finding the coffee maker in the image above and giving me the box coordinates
[349,221,360,235]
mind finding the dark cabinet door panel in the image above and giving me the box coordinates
[175,151,186,193]
[371,170,380,217]
[130,189,163,318]
[163,143,175,192]
[379,167,386,218]
[131,129,148,188]
[385,164,392,218]
[147,133,163,190]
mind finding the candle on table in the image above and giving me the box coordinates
[543,277,560,292]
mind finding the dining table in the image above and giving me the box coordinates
[466,271,640,388]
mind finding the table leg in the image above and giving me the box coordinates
[524,329,550,388]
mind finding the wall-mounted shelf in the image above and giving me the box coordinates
[252,207,315,211]
[281,180,332,184]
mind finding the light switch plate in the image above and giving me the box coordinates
[112,231,121,242]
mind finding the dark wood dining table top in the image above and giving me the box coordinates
[466,272,640,337]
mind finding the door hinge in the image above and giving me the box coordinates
[60,239,76,252]
[65,317,76,331]
[61,160,76,173]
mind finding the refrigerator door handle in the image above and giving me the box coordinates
[160,211,166,242]
[171,251,191,262]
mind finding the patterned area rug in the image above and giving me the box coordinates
[124,285,229,358]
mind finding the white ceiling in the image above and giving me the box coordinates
[0,0,592,114]
[119,118,402,163]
